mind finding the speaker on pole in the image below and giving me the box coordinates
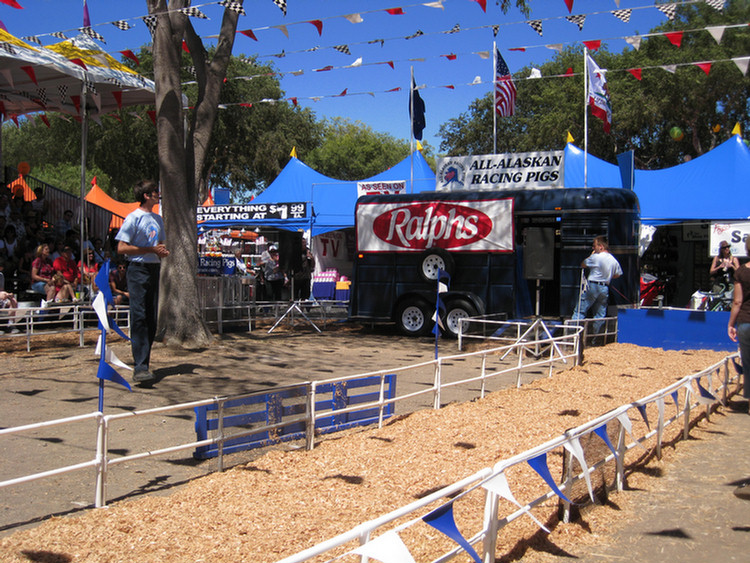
[523,227,554,280]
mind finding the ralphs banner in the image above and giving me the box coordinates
[357,198,513,252]
[436,151,564,191]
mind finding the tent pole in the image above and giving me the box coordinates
[583,49,589,189]
[80,82,88,264]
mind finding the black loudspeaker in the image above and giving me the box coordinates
[524,227,554,280]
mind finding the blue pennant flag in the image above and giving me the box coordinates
[97,358,131,391]
[593,424,617,457]
[95,259,114,305]
[636,404,650,430]
[732,357,743,375]
[695,379,717,405]
[670,390,680,410]
[527,452,572,504]
[422,502,482,563]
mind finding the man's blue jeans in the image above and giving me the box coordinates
[126,262,161,374]
[736,323,750,399]
[572,282,609,334]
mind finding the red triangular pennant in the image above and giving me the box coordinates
[472,0,487,12]
[119,49,140,65]
[40,114,50,127]
[386,87,401,92]
[308,20,323,36]
[442,53,457,60]
[70,58,88,70]
[665,31,683,47]
[336,88,347,97]
[239,102,253,108]
[147,110,156,125]
[583,40,601,51]
[0,1,23,9]
[696,62,712,75]
[314,65,333,72]
[20,65,37,85]
[289,97,297,107]
[385,8,404,15]
[112,91,122,109]
[386,61,394,69]
[564,0,574,13]
[628,68,642,80]
[564,67,574,77]
[444,85,455,89]
[11,114,19,127]
[509,47,526,52]
[71,95,81,114]
[182,40,190,53]
[239,29,258,41]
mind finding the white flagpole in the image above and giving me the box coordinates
[493,41,497,154]
[583,49,589,188]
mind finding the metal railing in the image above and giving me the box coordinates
[276,353,740,563]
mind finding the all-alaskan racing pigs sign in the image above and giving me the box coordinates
[436,151,564,191]
[356,198,513,253]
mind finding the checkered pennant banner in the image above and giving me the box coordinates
[705,0,725,11]
[112,20,133,31]
[406,29,424,40]
[22,35,42,46]
[305,46,320,52]
[141,15,157,37]
[0,42,15,55]
[527,20,543,36]
[50,31,68,40]
[36,88,48,106]
[368,39,385,47]
[492,25,499,37]
[612,9,631,23]
[272,0,287,16]
[333,44,351,55]
[565,14,586,31]
[179,7,208,19]
[106,76,124,88]
[80,26,106,43]
[57,84,68,102]
[444,23,460,34]
[219,0,246,15]
[184,66,197,78]
[657,4,677,20]
[84,79,97,95]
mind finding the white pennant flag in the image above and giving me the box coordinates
[344,13,363,23]
[662,64,677,74]
[563,437,595,502]
[625,35,641,50]
[92,291,110,332]
[352,530,416,563]
[616,412,648,452]
[105,346,132,371]
[349,57,363,67]
[424,1,445,9]
[732,56,750,76]
[483,472,551,533]
[706,26,725,44]
[0,68,14,87]
[546,43,563,52]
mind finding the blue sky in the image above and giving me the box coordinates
[0,1,710,151]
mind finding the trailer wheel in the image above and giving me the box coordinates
[419,248,454,282]
[396,298,432,336]
[442,299,477,339]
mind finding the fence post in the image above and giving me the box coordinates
[561,446,573,523]
[481,490,500,563]
[306,382,316,451]
[357,530,371,563]
[615,423,626,492]
[480,354,487,399]
[94,413,107,508]
[217,398,225,472]
[722,360,729,406]
[515,345,524,388]
[433,359,442,410]
[656,398,664,460]
[683,388,692,441]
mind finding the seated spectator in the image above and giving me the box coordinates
[56,209,74,238]
[30,187,48,223]
[50,272,76,303]
[31,243,57,301]
[50,239,66,261]
[53,246,80,287]
[0,225,20,277]
[78,248,99,299]
[90,237,105,265]
[109,260,129,305]
[0,288,19,333]
[7,209,26,241]
[16,243,34,294]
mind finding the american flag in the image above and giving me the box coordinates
[495,48,516,117]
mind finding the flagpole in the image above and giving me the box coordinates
[583,49,589,189]
[493,41,497,154]
[409,66,415,193]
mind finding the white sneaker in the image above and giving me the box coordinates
[40,299,48,308]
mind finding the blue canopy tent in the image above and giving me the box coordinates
[563,135,750,222]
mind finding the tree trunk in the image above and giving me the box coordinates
[148,0,213,349]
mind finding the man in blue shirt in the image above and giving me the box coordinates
[572,235,622,335]
[116,180,169,384]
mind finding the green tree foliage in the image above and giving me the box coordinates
[304,118,413,180]
[439,1,750,169]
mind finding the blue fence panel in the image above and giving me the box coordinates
[194,374,397,459]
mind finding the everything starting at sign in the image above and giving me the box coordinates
[357,198,513,252]
[197,203,307,222]
[436,150,564,191]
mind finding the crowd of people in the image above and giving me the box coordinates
[0,183,129,312]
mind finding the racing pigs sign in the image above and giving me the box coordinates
[356,198,513,253]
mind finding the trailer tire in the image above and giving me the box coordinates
[396,298,432,337]
[442,299,477,339]
[419,248,454,282]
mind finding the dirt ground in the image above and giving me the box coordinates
[0,319,500,535]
